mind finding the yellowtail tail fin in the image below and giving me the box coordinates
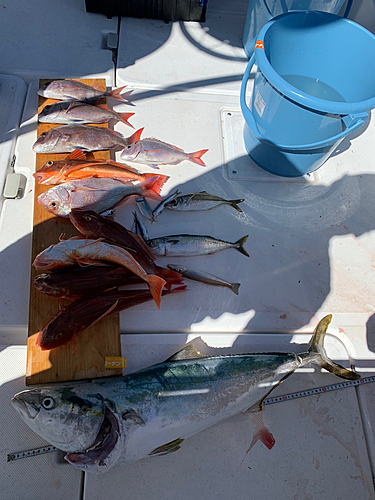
[305,315,360,380]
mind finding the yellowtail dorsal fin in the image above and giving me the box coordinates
[166,344,204,362]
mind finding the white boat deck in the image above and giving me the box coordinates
[1,0,375,498]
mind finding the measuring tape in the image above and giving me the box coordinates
[263,374,375,406]
[7,445,58,462]
[7,375,375,462]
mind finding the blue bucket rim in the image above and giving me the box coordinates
[255,10,375,115]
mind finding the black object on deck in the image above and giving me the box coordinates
[85,0,207,22]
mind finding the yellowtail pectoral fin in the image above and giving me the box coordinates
[149,438,184,457]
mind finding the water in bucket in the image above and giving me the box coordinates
[240,11,374,177]
[243,0,352,57]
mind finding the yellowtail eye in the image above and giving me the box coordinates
[41,396,55,410]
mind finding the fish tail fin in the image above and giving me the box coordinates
[142,172,170,185]
[142,175,168,201]
[231,283,241,295]
[146,275,167,309]
[126,127,144,145]
[303,315,360,380]
[118,112,135,128]
[109,86,132,102]
[235,235,249,257]
[189,149,209,167]
[162,284,187,295]
[230,199,245,213]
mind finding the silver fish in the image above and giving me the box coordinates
[167,264,240,294]
[132,211,149,241]
[11,316,359,473]
[165,191,244,213]
[136,196,156,223]
[38,176,165,218]
[32,125,143,154]
[152,189,181,219]
[38,101,135,128]
[120,138,208,168]
[37,80,132,102]
[147,234,249,257]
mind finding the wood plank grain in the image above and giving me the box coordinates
[26,78,122,385]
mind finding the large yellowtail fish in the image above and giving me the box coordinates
[12,315,359,474]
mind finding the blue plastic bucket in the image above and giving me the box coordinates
[243,0,352,58]
[240,11,373,177]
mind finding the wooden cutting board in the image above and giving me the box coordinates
[26,79,122,385]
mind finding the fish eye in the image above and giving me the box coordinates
[49,201,58,209]
[41,396,55,410]
[46,161,53,166]
[44,105,51,110]
[126,145,132,149]
[41,132,47,138]
[84,216,91,221]
[55,333,63,339]
[170,199,179,206]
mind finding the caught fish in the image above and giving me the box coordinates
[33,237,166,308]
[147,233,249,257]
[36,287,186,351]
[34,149,167,185]
[32,125,143,154]
[37,80,132,103]
[33,266,145,299]
[167,264,240,295]
[37,176,166,218]
[69,208,182,282]
[120,138,208,168]
[11,316,360,473]
[152,189,181,220]
[164,191,244,213]
[38,101,135,127]
[136,196,156,223]
[132,211,149,241]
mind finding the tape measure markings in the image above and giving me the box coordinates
[7,445,58,462]
[263,375,375,406]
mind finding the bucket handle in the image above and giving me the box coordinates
[240,54,368,152]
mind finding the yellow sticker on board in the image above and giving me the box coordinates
[105,357,127,369]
